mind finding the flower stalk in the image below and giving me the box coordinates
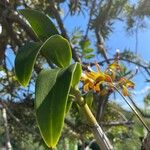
[72,89,114,150]
[114,86,150,132]
[78,60,150,148]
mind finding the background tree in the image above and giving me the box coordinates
[0,0,150,149]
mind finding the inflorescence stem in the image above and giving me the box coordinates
[72,89,114,150]
[114,86,150,132]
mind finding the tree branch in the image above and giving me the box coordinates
[84,0,96,39]
[1,106,12,150]
[8,11,38,41]
[83,57,150,76]
[100,120,134,126]
[95,30,110,64]
[49,0,81,63]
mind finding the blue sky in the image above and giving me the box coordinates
[61,3,150,109]
[105,20,150,108]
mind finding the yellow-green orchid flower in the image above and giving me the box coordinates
[105,61,122,81]
[118,77,135,96]
[81,63,112,93]
[81,61,135,97]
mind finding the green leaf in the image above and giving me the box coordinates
[15,35,72,86]
[35,63,78,148]
[79,39,90,49]
[19,9,59,41]
[84,54,95,59]
[15,42,41,86]
[71,62,82,88]
[35,68,60,110]
[82,48,93,54]
[41,35,72,68]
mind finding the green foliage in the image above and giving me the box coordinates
[15,8,83,148]
[16,134,46,150]
[84,54,95,59]
[80,39,95,59]
[79,39,90,49]
[104,102,144,150]
[136,1,150,16]
[57,137,78,150]
[15,34,72,86]
[40,35,72,68]
[121,49,137,60]
[79,39,95,60]
[15,42,41,86]
[35,63,81,148]
[19,9,59,41]
[1,1,150,149]
[71,62,82,88]
[70,29,95,60]
[90,0,128,38]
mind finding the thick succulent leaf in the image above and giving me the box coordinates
[15,35,72,86]
[66,63,81,113]
[19,9,59,41]
[71,62,82,88]
[35,69,60,109]
[15,42,41,86]
[41,35,72,68]
[35,63,78,148]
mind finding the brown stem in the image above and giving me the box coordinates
[49,0,81,63]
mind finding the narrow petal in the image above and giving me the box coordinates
[86,71,98,80]
[104,74,112,82]
[109,61,121,71]
[126,80,135,88]
[80,73,87,81]
[84,83,90,92]
[93,84,100,92]
[95,62,102,73]
[122,85,129,96]
[95,75,105,84]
